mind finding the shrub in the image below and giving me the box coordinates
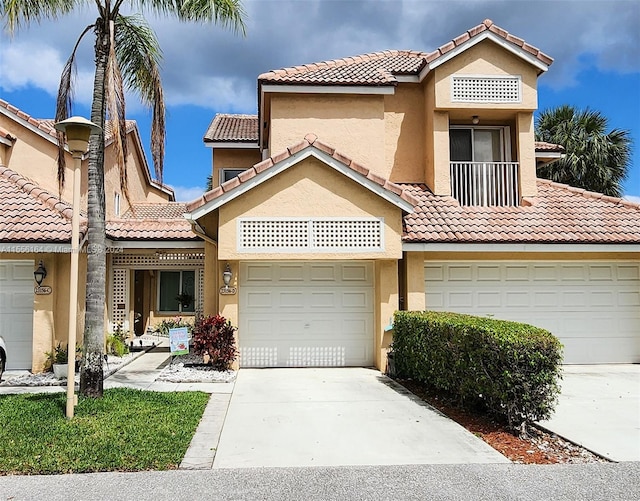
[44,343,82,370]
[392,311,563,431]
[154,317,193,337]
[106,335,129,357]
[192,315,238,371]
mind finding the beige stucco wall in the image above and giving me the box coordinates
[212,149,262,188]
[215,157,404,260]
[269,94,386,173]
[433,39,539,112]
[384,85,425,183]
[516,112,537,197]
[375,260,398,371]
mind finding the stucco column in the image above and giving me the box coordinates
[517,112,537,198]
[432,111,451,196]
[375,259,398,371]
[404,251,426,311]
[218,260,239,370]
[203,241,219,316]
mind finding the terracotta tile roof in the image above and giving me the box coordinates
[186,134,419,213]
[204,114,259,143]
[0,99,135,143]
[0,166,87,243]
[106,203,199,241]
[402,179,640,244]
[535,141,565,153]
[259,19,552,86]
[259,51,428,86]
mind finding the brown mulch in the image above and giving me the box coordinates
[396,378,609,464]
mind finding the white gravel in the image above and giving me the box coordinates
[156,353,236,383]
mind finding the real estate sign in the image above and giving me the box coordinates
[169,327,189,356]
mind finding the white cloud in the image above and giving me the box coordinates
[170,185,206,202]
[1,1,638,107]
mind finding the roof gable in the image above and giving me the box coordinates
[186,134,418,220]
[0,166,87,244]
[259,19,552,88]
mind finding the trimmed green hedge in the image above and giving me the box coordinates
[392,311,563,429]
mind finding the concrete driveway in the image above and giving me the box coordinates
[212,368,508,468]
[538,365,640,462]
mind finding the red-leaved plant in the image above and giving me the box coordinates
[192,315,238,371]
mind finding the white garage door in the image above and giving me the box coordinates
[239,261,374,367]
[425,261,640,364]
[0,260,34,369]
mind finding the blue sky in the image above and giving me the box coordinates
[1,1,638,202]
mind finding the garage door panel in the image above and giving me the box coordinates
[240,262,374,367]
[425,261,640,364]
[244,290,273,308]
[618,291,640,307]
[277,264,306,281]
[617,264,639,281]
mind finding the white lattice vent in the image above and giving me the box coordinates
[452,76,521,103]
[111,252,204,268]
[238,218,384,252]
[197,269,205,315]
[111,268,128,330]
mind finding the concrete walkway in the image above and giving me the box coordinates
[538,364,640,462]
[212,368,509,468]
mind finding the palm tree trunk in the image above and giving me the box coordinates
[80,20,109,398]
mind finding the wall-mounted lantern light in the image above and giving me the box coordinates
[34,260,47,286]
[223,263,233,288]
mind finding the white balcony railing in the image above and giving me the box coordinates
[450,162,520,206]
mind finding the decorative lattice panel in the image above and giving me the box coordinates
[196,269,204,315]
[452,76,521,103]
[111,252,204,269]
[240,220,310,249]
[238,218,384,252]
[111,268,128,330]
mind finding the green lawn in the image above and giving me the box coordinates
[0,388,210,474]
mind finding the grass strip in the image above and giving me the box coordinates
[0,388,210,474]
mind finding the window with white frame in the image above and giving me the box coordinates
[449,126,519,207]
[158,270,195,313]
[220,168,247,185]
[114,193,121,216]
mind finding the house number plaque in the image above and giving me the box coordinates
[219,286,237,295]
[34,286,52,295]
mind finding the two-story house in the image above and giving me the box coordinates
[0,100,203,371]
[185,19,640,369]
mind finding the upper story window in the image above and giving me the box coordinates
[451,75,521,103]
[220,168,247,185]
[114,193,121,216]
[450,127,519,207]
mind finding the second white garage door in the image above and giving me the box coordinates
[239,262,374,367]
[425,261,640,364]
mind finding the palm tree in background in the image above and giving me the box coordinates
[2,0,245,397]
[535,105,632,197]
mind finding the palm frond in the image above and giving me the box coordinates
[54,23,95,194]
[105,18,132,209]
[0,0,82,33]
[536,105,632,197]
[131,0,246,34]
[114,13,165,181]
